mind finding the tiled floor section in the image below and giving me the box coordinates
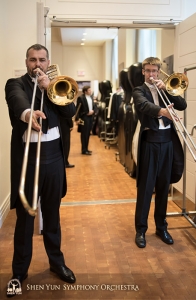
[1,126,196,299]
[63,127,137,203]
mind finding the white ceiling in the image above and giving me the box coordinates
[52,27,118,46]
[50,18,177,47]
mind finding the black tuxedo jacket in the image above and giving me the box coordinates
[75,93,94,120]
[75,93,94,132]
[133,83,187,184]
[5,73,76,209]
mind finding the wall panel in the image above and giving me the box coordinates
[46,0,184,24]
[179,27,196,56]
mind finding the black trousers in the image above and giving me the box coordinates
[80,115,93,153]
[135,139,173,233]
[12,158,65,276]
[60,121,71,165]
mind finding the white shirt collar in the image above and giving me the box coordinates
[145,82,156,90]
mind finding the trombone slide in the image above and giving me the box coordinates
[19,67,79,216]
[19,76,44,216]
[74,102,84,125]
[150,76,196,161]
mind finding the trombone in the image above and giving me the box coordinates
[19,65,78,216]
[19,74,43,216]
[150,70,196,161]
[74,103,84,125]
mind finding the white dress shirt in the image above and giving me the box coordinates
[20,109,60,143]
[86,95,93,111]
[145,82,170,130]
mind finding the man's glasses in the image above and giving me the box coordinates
[144,69,158,74]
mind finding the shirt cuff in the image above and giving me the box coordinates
[20,109,31,123]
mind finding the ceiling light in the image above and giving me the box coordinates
[83,33,87,35]
[81,43,85,45]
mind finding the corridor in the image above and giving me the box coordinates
[0,125,196,300]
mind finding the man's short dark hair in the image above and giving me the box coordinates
[82,85,91,93]
[26,44,49,59]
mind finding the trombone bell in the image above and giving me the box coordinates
[150,74,196,162]
[46,65,79,105]
[160,69,189,96]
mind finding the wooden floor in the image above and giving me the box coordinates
[1,125,196,300]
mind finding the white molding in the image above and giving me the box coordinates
[59,0,169,3]
[0,194,10,228]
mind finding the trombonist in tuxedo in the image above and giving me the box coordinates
[133,57,187,248]
[5,44,76,297]
[75,85,95,155]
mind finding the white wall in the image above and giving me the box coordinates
[118,28,175,70]
[51,41,106,96]
[118,29,137,70]
[125,30,137,69]
[173,13,196,204]
[52,45,103,82]
[0,0,38,227]
[0,0,10,227]
[51,41,64,67]
[161,29,175,59]
[118,29,127,70]
[182,0,196,19]
[45,0,188,25]
[102,41,112,82]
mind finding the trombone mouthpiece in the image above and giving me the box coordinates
[150,77,153,81]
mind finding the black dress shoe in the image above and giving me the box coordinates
[50,265,76,283]
[7,274,28,297]
[87,150,92,154]
[82,151,91,155]
[156,229,174,244]
[65,164,75,168]
[135,232,146,248]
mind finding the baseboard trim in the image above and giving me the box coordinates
[0,194,10,228]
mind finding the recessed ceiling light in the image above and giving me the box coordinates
[83,33,87,35]
[82,38,86,41]
[81,43,85,45]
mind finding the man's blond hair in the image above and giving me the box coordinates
[142,57,161,70]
